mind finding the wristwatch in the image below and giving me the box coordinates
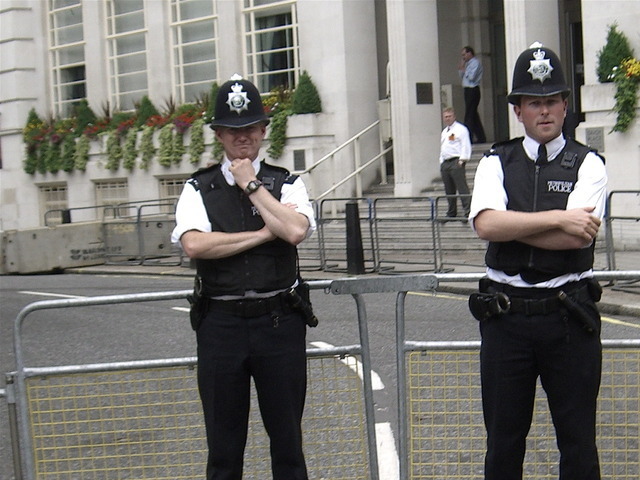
[244,179,263,195]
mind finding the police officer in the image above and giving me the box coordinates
[469,43,607,479]
[171,74,316,480]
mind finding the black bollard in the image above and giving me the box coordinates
[345,201,365,274]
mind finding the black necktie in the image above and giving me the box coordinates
[537,144,547,165]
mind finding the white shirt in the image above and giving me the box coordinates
[171,156,317,245]
[440,121,472,163]
[469,134,608,288]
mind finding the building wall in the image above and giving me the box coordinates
[1,0,638,234]
[577,1,640,201]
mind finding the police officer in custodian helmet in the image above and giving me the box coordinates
[468,43,607,479]
[172,74,316,480]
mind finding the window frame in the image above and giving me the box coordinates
[242,0,300,94]
[47,0,86,117]
[104,0,149,112]
[170,0,219,103]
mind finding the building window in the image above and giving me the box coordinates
[243,0,299,93]
[105,0,148,111]
[159,176,189,213]
[48,0,86,117]
[39,184,68,226]
[95,180,129,218]
[171,0,218,103]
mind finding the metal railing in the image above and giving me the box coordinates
[8,280,379,480]
[292,120,391,204]
[5,271,639,479]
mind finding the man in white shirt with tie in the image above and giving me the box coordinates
[439,107,472,219]
[468,43,607,480]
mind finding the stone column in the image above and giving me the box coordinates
[386,0,441,196]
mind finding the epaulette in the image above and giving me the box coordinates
[485,137,523,156]
[260,160,299,184]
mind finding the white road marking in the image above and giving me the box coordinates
[376,422,400,480]
[19,290,84,299]
[310,340,384,390]
[310,340,399,478]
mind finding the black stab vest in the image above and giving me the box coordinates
[485,138,603,284]
[189,161,299,296]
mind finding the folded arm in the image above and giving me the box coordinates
[474,207,601,250]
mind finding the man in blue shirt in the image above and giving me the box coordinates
[459,46,487,143]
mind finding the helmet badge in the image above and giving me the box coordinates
[527,48,554,83]
[226,82,251,115]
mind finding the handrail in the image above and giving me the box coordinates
[315,146,392,201]
[292,119,391,204]
[292,120,381,176]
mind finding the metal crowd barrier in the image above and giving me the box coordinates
[605,190,640,274]
[8,281,379,480]
[395,271,640,480]
[6,271,640,479]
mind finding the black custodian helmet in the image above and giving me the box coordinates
[508,42,570,105]
[210,74,270,129]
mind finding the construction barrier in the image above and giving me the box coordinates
[5,271,640,479]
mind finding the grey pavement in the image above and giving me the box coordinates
[66,250,640,318]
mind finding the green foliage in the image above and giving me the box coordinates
[158,124,174,167]
[61,135,77,172]
[24,149,38,175]
[189,118,205,165]
[123,128,139,170]
[73,100,97,135]
[21,80,227,174]
[267,110,288,159]
[173,132,185,164]
[204,82,219,124]
[291,71,322,114]
[610,57,640,133]
[74,135,90,171]
[135,96,160,128]
[597,24,634,83]
[139,126,156,170]
[110,112,134,130]
[105,130,123,170]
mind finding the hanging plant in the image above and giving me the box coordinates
[105,130,123,171]
[211,137,224,163]
[74,135,90,171]
[139,125,155,170]
[609,57,640,133]
[173,131,185,164]
[189,118,205,165]
[158,123,174,167]
[267,110,288,159]
[61,134,77,172]
[23,108,46,174]
[123,127,139,170]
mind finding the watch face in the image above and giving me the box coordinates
[245,180,261,194]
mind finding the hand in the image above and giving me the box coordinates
[228,158,255,189]
[561,207,601,243]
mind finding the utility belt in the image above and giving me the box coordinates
[209,293,293,318]
[468,277,602,333]
[187,275,318,330]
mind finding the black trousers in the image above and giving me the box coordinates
[463,86,486,143]
[440,158,470,217]
[479,296,602,480]
[196,307,308,480]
